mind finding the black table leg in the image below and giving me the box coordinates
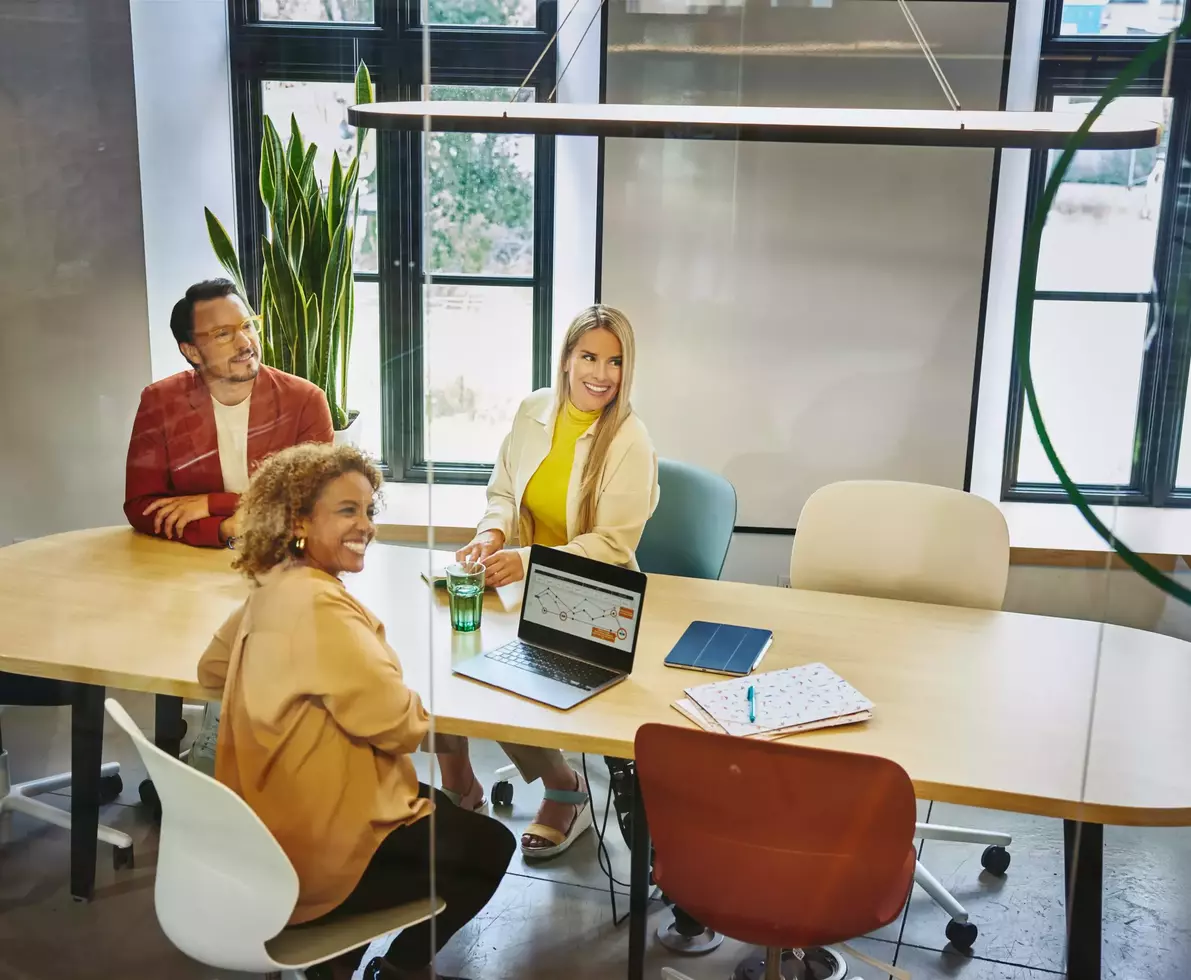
[628,779,651,980]
[70,683,105,902]
[154,694,184,757]
[1064,819,1103,980]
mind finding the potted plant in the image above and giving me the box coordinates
[205,61,374,445]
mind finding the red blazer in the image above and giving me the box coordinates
[125,366,334,547]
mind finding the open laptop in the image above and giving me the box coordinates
[452,544,647,710]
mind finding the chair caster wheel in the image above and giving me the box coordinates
[945,919,978,951]
[492,780,514,807]
[138,778,162,821]
[113,845,135,871]
[981,844,1010,876]
[98,773,123,804]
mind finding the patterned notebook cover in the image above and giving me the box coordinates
[680,662,873,738]
[671,697,872,741]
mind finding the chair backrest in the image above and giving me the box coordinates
[790,480,1009,610]
[635,723,916,949]
[635,459,737,580]
[104,699,299,972]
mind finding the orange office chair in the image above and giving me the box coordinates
[635,724,917,980]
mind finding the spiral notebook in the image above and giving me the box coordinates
[672,662,873,740]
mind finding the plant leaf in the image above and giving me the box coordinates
[328,152,345,235]
[262,116,286,215]
[260,236,299,366]
[298,142,318,199]
[287,113,305,176]
[354,61,374,159]
[287,203,307,280]
[320,211,350,367]
[355,60,374,108]
[339,248,354,413]
[203,208,247,299]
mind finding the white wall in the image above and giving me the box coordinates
[130,0,238,382]
[0,0,151,544]
[601,0,1008,528]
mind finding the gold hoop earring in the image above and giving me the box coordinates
[294,537,306,554]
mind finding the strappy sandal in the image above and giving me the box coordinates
[520,770,592,861]
[438,773,487,812]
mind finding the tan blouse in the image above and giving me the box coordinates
[197,563,432,924]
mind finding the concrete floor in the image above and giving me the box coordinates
[1,691,1190,980]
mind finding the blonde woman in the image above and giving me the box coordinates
[198,444,514,980]
[439,305,659,860]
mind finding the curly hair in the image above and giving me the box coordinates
[232,442,382,580]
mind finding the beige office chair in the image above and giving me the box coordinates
[790,480,1013,952]
[105,698,443,978]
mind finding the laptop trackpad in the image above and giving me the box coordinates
[454,654,593,711]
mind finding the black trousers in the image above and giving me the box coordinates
[313,784,516,970]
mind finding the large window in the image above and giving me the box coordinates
[1002,15,1191,506]
[228,0,556,481]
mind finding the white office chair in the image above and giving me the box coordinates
[104,698,444,978]
[0,705,134,861]
[790,480,1014,952]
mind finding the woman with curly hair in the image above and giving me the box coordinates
[197,443,514,980]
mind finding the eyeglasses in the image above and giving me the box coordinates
[196,316,261,347]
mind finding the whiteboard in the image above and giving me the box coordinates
[601,0,1009,527]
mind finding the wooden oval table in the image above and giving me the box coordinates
[3,527,1190,980]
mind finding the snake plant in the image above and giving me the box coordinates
[204,62,374,431]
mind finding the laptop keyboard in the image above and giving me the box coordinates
[485,641,620,691]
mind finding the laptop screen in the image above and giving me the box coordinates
[518,545,647,675]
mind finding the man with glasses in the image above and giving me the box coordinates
[124,279,333,548]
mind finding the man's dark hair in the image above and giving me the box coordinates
[169,279,244,346]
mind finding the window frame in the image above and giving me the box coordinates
[227,0,557,484]
[1001,13,1191,507]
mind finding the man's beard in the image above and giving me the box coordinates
[203,350,260,383]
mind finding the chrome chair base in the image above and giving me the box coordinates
[731,946,847,980]
[656,908,725,954]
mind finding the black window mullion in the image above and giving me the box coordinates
[429,274,536,287]
[533,128,556,391]
[229,65,265,314]
[384,125,423,480]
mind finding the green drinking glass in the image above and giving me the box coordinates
[446,560,486,632]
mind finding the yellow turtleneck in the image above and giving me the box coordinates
[522,399,602,546]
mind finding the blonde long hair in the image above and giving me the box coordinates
[555,305,637,535]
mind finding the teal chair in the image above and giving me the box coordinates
[635,459,737,580]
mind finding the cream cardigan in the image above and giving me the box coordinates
[476,388,660,573]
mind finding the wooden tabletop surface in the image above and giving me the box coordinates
[2,527,1189,826]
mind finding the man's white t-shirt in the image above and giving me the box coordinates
[211,395,251,493]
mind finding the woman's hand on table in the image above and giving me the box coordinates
[482,550,524,588]
[456,529,505,564]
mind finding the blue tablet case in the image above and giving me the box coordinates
[664,621,774,676]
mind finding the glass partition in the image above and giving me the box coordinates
[4,0,1191,978]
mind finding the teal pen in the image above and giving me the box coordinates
[747,685,756,723]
